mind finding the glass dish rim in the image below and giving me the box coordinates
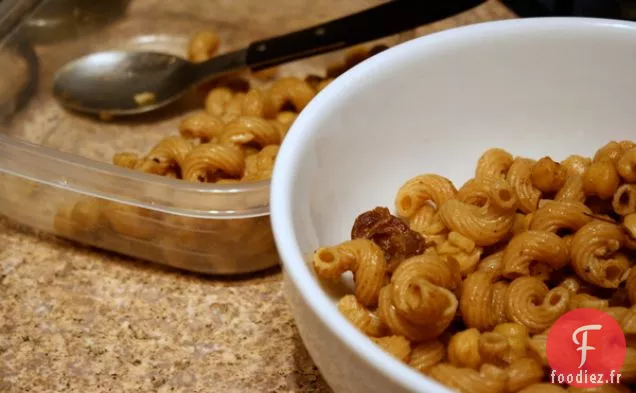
[0,135,272,219]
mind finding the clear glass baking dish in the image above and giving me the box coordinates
[0,0,410,274]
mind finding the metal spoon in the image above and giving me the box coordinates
[53,0,486,116]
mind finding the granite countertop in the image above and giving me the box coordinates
[0,1,514,392]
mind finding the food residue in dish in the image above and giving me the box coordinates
[133,91,156,106]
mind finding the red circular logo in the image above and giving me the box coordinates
[546,308,626,388]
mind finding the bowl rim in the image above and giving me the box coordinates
[271,16,636,392]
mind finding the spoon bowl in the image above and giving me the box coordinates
[53,51,196,116]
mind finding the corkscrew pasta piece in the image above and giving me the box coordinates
[397,253,461,292]
[102,202,156,240]
[53,203,78,237]
[137,136,193,175]
[448,328,511,369]
[456,176,516,210]
[181,143,245,182]
[519,384,566,393]
[477,251,504,276]
[241,88,276,118]
[408,204,448,246]
[68,197,104,232]
[612,184,636,216]
[583,161,620,200]
[187,30,220,63]
[275,111,297,125]
[303,74,322,90]
[436,231,482,276]
[605,306,636,335]
[555,175,586,203]
[324,44,387,79]
[367,44,389,58]
[619,140,636,151]
[501,230,569,280]
[377,254,460,341]
[395,174,457,218]
[529,201,592,234]
[507,158,541,213]
[460,271,508,331]
[239,145,259,157]
[164,169,179,179]
[226,214,262,235]
[561,154,591,177]
[313,239,386,306]
[505,276,570,333]
[271,118,290,140]
[447,328,482,369]
[439,177,517,246]
[506,357,544,393]
[479,332,511,366]
[370,335,411,362]
[268,77,316,112]
[445,327,528,371]
[475,148,514,179]
[268,119,290,140]
[242,145,279,181]
[594,141,624,164]
[627,268,636,306]
[522,212,534,233]
[162,214,227,250]
[326,61,347,78]
[493,323,529,364]
[112,152,140,169]
[251,66,278,81]
[620,345,636,383]
[617,147,636,183]
[316,78,333,92]
[568,293,609,311]
[220,116,281,148]
[179,111,224,142]
[511,213,527,236]
[558,276,583,294]
[571,220,630,288]
[204,87,234,117]
[531,157,566,194]
[222,92,246,123]
[622,213,636,250]
[409,340,445,374]
[343,45,370,68]
[527,332,548,366]
[238,216,277,256]
[429,363,507,393]
[337,295,386,337]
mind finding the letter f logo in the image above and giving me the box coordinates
[572,324,602,368]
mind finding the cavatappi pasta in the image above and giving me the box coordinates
[110,30,390,185]
[53,32,391,271]
[312,142,636,392]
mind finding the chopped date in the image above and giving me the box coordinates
[351,206,426,264]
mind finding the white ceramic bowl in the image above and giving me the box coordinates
[271,18,636,393]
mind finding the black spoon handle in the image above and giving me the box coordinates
[245,0,487,71]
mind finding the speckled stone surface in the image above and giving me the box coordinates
[0,1,514,392]
[0,218,323,393]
